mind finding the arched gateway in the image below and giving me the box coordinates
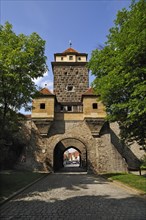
[53,138,87,172]
[30,47,131,174]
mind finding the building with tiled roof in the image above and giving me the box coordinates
[82,88,97,96]
[30,47,129,174]
[39,88,54,96]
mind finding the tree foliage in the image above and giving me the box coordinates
[0,22,48,135]
[88,0,146,147]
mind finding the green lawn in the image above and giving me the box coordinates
[101,173,146,193]
[0,170,47,202]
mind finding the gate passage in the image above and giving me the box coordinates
[53,138,87,172]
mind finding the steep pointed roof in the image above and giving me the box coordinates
[39,88,54,96]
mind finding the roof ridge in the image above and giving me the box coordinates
[62,47,79,54]
[82,87,99,96]
[82,87,95,95]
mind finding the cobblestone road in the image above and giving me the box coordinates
[0,173,146,220]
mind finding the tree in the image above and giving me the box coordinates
[0,22,48,135]
[88,0,146,148]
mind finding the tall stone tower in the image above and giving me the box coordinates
[30,47,134,174]
[52,47,89,104]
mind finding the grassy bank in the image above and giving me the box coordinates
[0,170,47,202]
[101,173,146,193]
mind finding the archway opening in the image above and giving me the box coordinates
[63,147,81,168]
[53,138,87,172]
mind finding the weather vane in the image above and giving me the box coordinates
[69,40,72,48]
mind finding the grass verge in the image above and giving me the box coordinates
[101,173,146,194]
[0,170,47,202]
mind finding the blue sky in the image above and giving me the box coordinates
[1,0,131,112]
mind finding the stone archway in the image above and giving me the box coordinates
[53,138,87,172]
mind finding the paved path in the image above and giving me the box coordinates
[0,173,146,220]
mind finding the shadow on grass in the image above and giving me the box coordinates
[100,173,125,178]
[0,170,47,202]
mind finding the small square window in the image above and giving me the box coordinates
[40,103,45,109]
[92,103,98,109]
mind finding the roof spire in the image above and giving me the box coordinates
[69,40,72,48]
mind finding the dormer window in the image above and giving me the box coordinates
[69,55,73,60]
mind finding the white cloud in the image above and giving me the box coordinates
[33,76,42,85]
[33,71,53,92]
[33,70,49,85]
[43,70,48,77]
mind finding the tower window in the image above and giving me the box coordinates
[61,106,64,111]
[92,103,98,109]
[69,56,73,60]
[40,103,45,109]
[66,85,74,92]
[67,106,72,111]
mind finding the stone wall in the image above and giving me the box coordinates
[53,64,89,103]
[110,122,144,169]
[14,121,49,172]
[12,120,143,174]
[35,120,128,173]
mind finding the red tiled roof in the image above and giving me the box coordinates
[39,88,54,96]
[82,88,96,96]
[53,48,88,58]
[62,47,79,54]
